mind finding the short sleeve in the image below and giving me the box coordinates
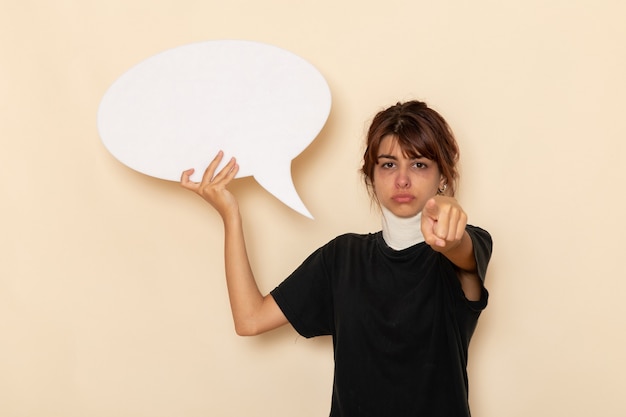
[466,225,493,283]
[270,246,335,338]
[462,225,492,311]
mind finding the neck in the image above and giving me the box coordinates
[380,205,424,250]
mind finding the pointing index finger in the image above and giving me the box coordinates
[422,198,439,219]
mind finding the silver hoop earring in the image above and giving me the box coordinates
[437,183,448,194]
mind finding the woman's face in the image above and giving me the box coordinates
[372,135,445,218]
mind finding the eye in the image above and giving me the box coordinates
[413,161,427,169]
[380,161,395,169]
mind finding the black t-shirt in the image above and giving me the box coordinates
[271,225,492,417]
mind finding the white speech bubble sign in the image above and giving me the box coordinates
[97,40,332,218]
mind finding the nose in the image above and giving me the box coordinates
[395,168,410,188]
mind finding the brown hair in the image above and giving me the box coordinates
[361,100,460,196]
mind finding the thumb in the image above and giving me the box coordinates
[180,168,197,190]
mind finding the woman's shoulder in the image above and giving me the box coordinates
[466,225,493,249]
[330,231,380,244]
[318,232,381,255]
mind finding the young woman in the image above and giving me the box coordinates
[180,100,492,417]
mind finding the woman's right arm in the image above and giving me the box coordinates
[180,152,288,336]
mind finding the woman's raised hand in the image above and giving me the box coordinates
[421,195,468,252]
[180,151,240,218]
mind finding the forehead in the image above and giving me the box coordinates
[378,134,427,158]
[378,135,402,153]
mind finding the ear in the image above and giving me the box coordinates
[437,176,448,195]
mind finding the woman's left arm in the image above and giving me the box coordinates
[421,196,483,301]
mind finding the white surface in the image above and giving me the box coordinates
[97,40,332,218]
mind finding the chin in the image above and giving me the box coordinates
[392,207,421,218]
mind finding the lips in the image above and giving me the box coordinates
[392,194,415,203]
